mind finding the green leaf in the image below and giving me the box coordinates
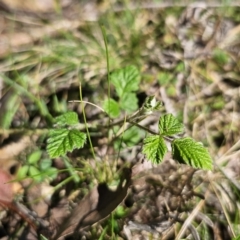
[0,91,20,129]
[40,159,52,170]
[114,126,144,149]
[110,65,140,97]
[47,129,86,158]
[143,135,168,164]
[42,167,58,180]
[17,165,29,179]
[29,166,42,182]
[159,114,184,136]
[103,98,120,118]
[122,126,144,146]
[120,92,138,113]
[27,150,42,165]
[157,72,172,85]
[55,111,79,126]
[172,137,212,170]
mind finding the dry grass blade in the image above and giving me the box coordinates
[210,180,236,238]
[176,198,206,239]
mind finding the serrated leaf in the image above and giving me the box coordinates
[110,65,140,97]
[47,129,86,158]
[55,111,79,126]
[120,92,138,113]
[103,98,120,118]
[172,137,212,170]
[159,114,184,136]
[143,135,167,164]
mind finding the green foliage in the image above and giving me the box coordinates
[143,95,162,114]
[172,137,212,170]
[142,111,212,170]
[158,72,172,85]
[114,205,128,218]
[103,65,141,117]
[47,111,86,158]
[0,91,19,129]
[233,236,240,240]
[143,135,168,164]
[103,98,120,118]
[158,113,184,136]
[114,126,144,149]
[110,65,140,96]
[27,150,42,165]
[55,111,79,126]
[17,150,58,182]
[46,96,212,183]
[213,48,229,65]
[120,92,138,113]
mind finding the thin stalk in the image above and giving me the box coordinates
[101,25,111,107]
[78,81,96,160]
[101,24,116,174]
[68,100,105,112]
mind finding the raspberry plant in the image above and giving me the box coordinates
[47,65,212,171]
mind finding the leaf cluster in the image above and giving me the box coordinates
[46,100,212,170]
[17,150,58,182]
[143,113,212,170]
[103,65,140,118]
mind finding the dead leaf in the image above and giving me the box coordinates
[0,168,14,204]
[53,168,132,240]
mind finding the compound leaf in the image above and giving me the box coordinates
[172,137,212,170]
[110,65,140,97]
[103,98,120,118]
[143,135,167,164]
[47,129,86,158]
[159,114,184,136]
